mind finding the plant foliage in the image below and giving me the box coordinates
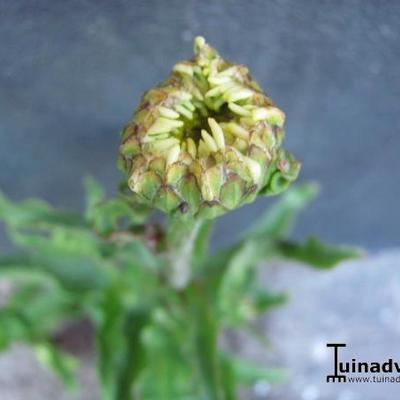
[0,181,361,399]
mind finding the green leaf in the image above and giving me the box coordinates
[202,183,318,290]
[139,324,194,399]
[248,182,319,239]
[217,239,275,322]
[0,283,81,350]
[277,236,362,268]
[115,311,149,400]
[35,343,79,389]
[229,356,287,385]
[189,286,221,400]
[139,285,223,399]
[94,288,150,400]
[217,242,257,321]
[219,355,238,400]
[252,288,288,313]
[115,243,162,309]
[138,288,208,398]
[9,223,110,259]
[115,236,162,271]
[84,176,149,236]
[200,244,241,289]
[214,236,289,326]
[84,176,106,220]
[139,303,195,397]
[0,251,109,293]
[203,183,318,298]
[95,289,125,400]
[91,198,146,236]
[0,192,88,230]
[0,187,115,262]
[192,219,214,268]
[0,309,32,349]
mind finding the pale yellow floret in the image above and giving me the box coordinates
[220,122,249,139]
[150,138,179,151]
[194,36,206,50]
[158,106,180,119]
[187,138,197,158]
[198,139,210,157]
[205,82,236,98]
[147,118,184,135]
[167,144,181,166]
[243,156,261,183]
[250,107,285,126]
[228,102,252,117]
[201,129,218,153]
[208,118,225,150]
[208,74,232,85]
[225,87,253,102]
[218,66,237,77]
[175,105,193,120]
[143,133,170,143]
[173,63,194,76]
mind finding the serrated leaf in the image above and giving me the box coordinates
[116,236,162,270]
[248,182,319,239]
[115,311,149,400]
[139,284,222,399]
[201,244,241,285]
[202,184,318,286]
[0,283,80,349]
[91,198,146,236]
[192,219,214,268]
[95,288,149,400]
[202,183,319,293]
[217,241,258,319]
[188,285,221,400]
[229,356,287,385]
[277,236,362,268]
[137,301,199,399]
[219,355,238,400]
[0,309,31,349]
[35,343,79,389]
[0,192,88,230]
[84,176,106,220]
[9,224,110,260]
[115,243,161,309]
[95,289,125,400]
[216,237,286,325]
[252,288,288,313]
[0,251,109,293]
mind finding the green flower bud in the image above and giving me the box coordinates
[119,37,300,218]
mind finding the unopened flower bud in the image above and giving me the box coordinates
[119,37,300,218]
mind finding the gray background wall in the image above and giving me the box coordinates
[0,0,399,249]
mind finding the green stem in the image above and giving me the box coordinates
[187,283,222,400]
[168,216,222,398]
[166,217,204,288]
[95,288,147,400]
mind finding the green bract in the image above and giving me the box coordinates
[119,37,300,218]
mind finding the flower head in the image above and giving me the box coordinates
[119,37,300,218]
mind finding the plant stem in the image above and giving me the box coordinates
[166,217,204,289]
[187,283,222,400]
[168,216,222,398]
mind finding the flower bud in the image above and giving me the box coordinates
[119,37,300,218]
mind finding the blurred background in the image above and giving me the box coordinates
[0,1,399,400]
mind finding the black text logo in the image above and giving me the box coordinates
[326,343,400,384]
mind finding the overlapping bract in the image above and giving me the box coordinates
[119,37,300,218]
